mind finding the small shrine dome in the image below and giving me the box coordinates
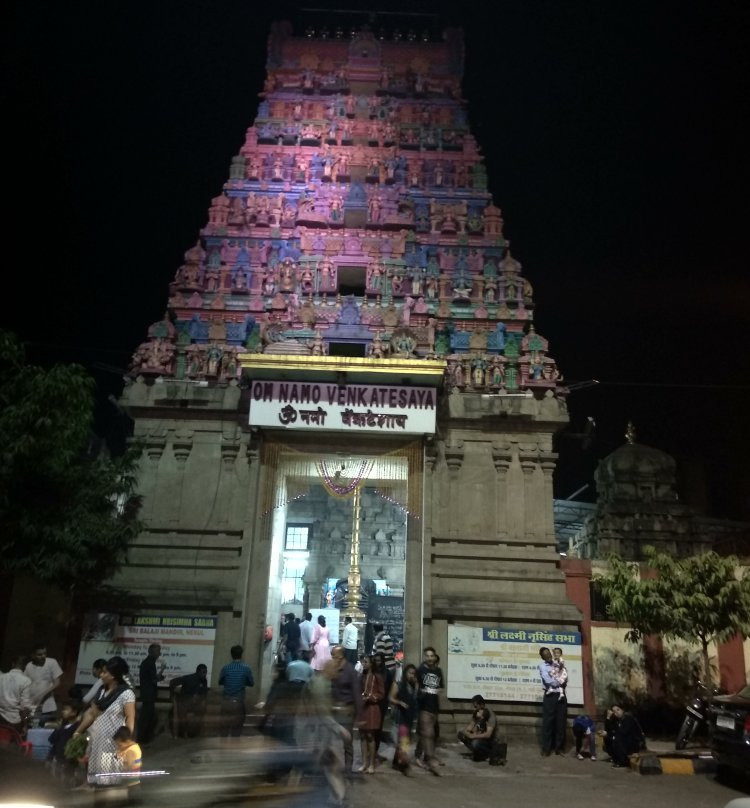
[600,441,675,479]
[594,423,677,504]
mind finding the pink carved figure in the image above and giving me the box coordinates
[300,266,314,293]
[336,152,349,177]
[368,193,382,223]
[402,296,414,325]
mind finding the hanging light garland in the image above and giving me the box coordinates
[316,457,374,499]
[373,488,422,519]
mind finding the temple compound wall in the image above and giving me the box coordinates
[113,19,581,734]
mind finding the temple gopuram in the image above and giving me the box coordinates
[117,19,581,732]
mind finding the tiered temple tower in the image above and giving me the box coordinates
[119,20,580,733]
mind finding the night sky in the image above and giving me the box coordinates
[6,1,749,518]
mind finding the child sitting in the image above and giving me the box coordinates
[113,726,142,799]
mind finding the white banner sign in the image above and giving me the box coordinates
[249,380,436,434]
[75,613,217,688]
[447,625,583,704]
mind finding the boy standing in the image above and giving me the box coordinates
[46,700,81,785]
[416,646,443,776]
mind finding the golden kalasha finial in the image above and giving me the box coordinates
[625,421,636,444]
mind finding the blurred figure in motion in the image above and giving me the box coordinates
[219,645,254,741]
[390,663,418,773]
[169,663,208,738]
[328,645,363,776]
[299,659,353,807]
[137,643,165,744]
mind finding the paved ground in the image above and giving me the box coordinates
[135,731,749,808]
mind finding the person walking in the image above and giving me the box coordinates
[299,612,314,657]
[72,656,135,801]
[137,643,165,743]
[218,645,254,739]
[310,615,332,672]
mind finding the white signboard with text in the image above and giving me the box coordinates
[447,625,583,704]
[249,380,436,434]
[75,613,217,688]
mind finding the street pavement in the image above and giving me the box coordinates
[136,730,749,808]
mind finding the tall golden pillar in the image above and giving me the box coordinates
[342,484,366,640]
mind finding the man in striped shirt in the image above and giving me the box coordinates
[218,645,254,738]
[371,624,396,673]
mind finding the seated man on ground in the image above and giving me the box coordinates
[457,695,506,765]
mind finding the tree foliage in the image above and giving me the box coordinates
[595,546,750,685]
[0,330,141,598]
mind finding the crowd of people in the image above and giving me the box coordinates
[0,633,651,806]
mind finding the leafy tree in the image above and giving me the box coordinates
[0,330,141,600]
[595,546,750,686]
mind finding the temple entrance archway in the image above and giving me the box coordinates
[250,436,423,690]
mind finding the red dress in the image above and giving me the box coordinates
[360,672,385,732]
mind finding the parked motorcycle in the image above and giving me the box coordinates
[675,680,723,749]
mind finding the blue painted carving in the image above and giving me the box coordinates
[346,182,367,208]
[486,322,507,351]
[338,297,360,325]
[450,330,470,351]
[189,315,209,342]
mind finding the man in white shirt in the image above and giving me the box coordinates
[298,612,314,657]
[0,654,33,731]
[24,644,63,725]
[342,616,358,665]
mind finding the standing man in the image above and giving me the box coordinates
[24,644,63,726]
[416,646,443,776]
[298,612,313,658]
[283,613,301,661]
[341,617,358,666]
[138,643,165,744]
[169,664,208,738]
[538,646,566,756]
[218,645,254,739]
[329,645,363,776]
[371,623,396,677]
[0,654,33,732]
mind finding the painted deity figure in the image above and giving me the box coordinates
[370,331,385,359]
[310,330,325,356]
[490,357,505,387]
[367,261,383,292]
[206,344,223,376]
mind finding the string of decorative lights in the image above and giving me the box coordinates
[372,488,421,519]
[316,458,374,499]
